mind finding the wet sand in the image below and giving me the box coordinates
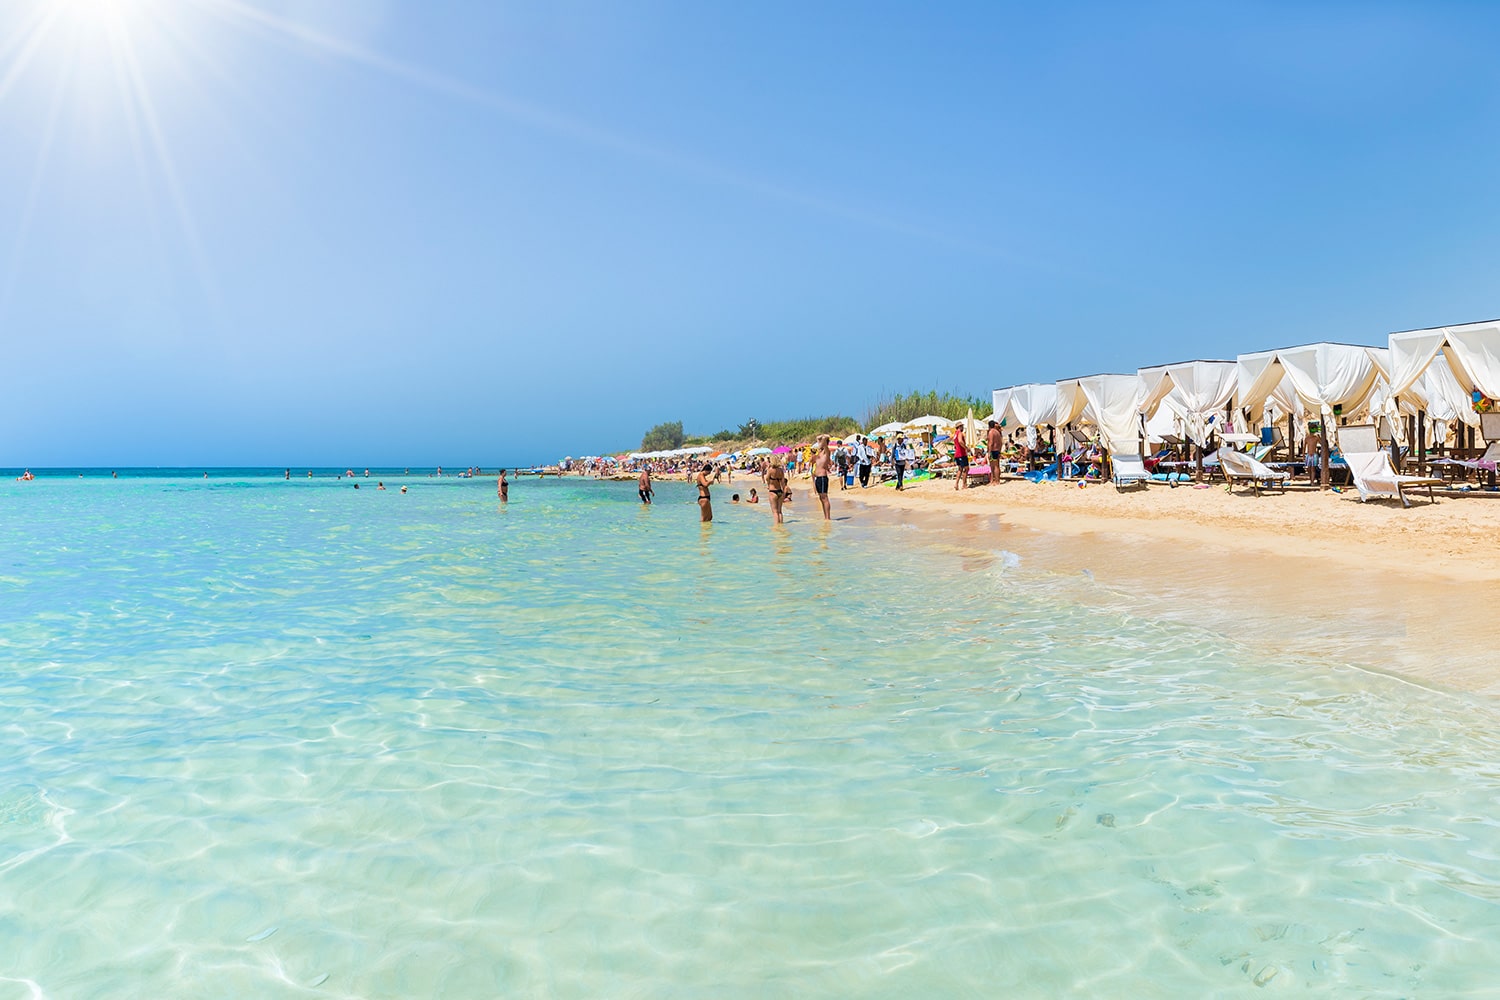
[822,477,1500,695]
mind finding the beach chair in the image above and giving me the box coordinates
[1338,425,1442,508]
[1218,448,1290,496]
[1110,453,1151,491]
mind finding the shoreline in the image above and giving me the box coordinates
[810,476,1500,696]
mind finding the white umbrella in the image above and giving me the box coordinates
[870,421,907,435]
[903,414,949,429]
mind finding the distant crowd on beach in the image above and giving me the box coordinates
[628,422,1008,525]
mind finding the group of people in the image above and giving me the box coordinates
[634,434,863,526]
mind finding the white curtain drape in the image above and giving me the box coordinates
[1078,373,1145,454]
[1053,378,1092,430]
[1007,383,1058,449]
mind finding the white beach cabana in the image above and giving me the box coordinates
[1137,360,1237,449]
[1052,378,1097,436]
[990,382,1059,449]
[1388,319,1500,404]
[1055,373,1143,456]
[1237,342,1389,486]
[1237,343,1388,426]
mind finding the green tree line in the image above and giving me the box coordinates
[638,389,985,450]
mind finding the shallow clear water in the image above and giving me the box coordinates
[3,473,1500,997]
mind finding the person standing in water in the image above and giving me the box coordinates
[764,455,788,525]
[497,469,509,502]
[638,466,654,504]
[695,462,713,522]
[811,434,832,520]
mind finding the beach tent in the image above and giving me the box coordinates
[990,386,1014,427]
[1237,343,1387,425]
[1420,355,1480,441]
[1052,378,1097,432]
[1137,360,1237,448]
[1388,319,1500,407]
[991,383,1058,449]
[1077,373,1145,455]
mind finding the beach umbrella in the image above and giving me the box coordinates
[773,446,792,453]
[747,447,772,455]
[870,421,907,435]
[904,414,949,430]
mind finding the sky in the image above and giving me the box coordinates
[3,0,1500,465]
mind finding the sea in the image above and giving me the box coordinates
[3,469,1500,997]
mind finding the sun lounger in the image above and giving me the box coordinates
[1110,453,1151,490]
[1218,448,1290,496]
[1342,451,1443,507]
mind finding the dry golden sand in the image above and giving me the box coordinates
[813,476,1500,695]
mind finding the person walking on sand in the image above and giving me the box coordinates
[812,434,833,520]
[856,435,873,488]
[638,466,654,504]
[497,469,509,502]
[952,423,970,490]
[765,455,788,524]
[695,462,714,522]
[986,420,1004,484]
[893,433,910,490]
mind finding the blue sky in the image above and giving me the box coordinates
[3,0,1499,465]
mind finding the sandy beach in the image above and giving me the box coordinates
[815,476,1500,695]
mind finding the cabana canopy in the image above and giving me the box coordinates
[1053,378,1097,431]
[1388,319,1500,405]
[1237,343,1387,424]
[1138,360,1236,447]
[991,382,1058,448]
[1077,373,1144,454]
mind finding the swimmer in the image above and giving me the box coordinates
[731,493,740,503]
[638,466,654,505]
[377,481,386,490]
[748,488,759,504]
[400,485,408,493]
[498,469,509,502]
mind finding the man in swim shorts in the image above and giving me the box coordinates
[986,421,1003,485]
[811,435,832,520]
[638,466,654,504]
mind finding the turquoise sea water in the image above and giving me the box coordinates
[3,472,1500,997]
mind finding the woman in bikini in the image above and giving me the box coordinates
[695,462,714,522]
[764,455,788,524]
